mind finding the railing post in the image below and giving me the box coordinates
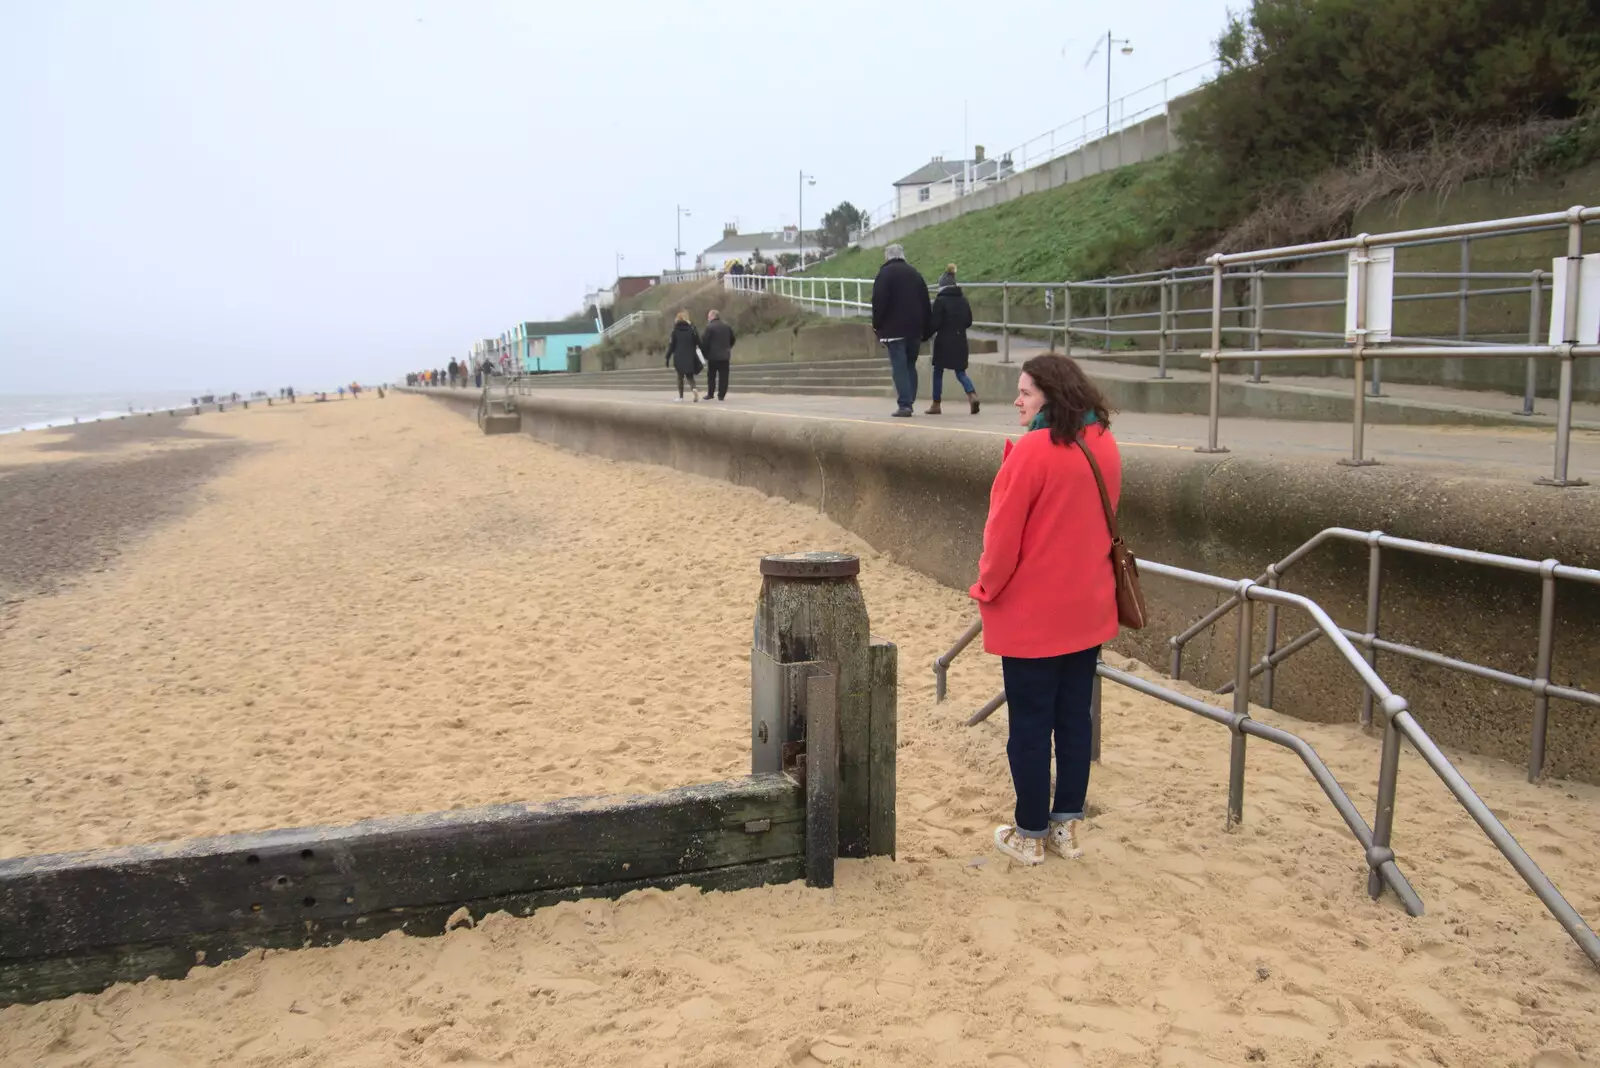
[1064,283,1073,354]
[1261,572,1280,709]
[1538,212,1588,486]
[1530,562,1558,782]
[1360,534,1383,729]
[1227,583,1253,830]
[1249,270,1264,384]
[1521,270,1542,417]
[1457,238,1470,341]
[1103,285,1112,352]
[1369,356,1385,398]
[1341,239,1379,468]
[1196,259,1229,454]
[1001,282,1011,364]
[1369,699,1403,901]
[1156,275,1170,380]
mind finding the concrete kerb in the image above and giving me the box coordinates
[416,386,1600,782]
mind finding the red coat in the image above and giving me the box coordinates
[969,425,1122,658]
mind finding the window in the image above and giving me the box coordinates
[918,186,930,203]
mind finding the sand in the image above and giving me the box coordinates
[0,415,245,605]
[2,394,1598,1067]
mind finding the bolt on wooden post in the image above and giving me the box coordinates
[750,552,897,885]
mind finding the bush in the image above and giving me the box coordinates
[1181,0,1600,217]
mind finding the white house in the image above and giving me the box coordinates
[699,225,825,269]
[893,146,1014,219]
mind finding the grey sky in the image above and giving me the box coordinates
[0,0,1232,393]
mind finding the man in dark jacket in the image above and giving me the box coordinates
[871,243,933,417]
[702,309,737,401]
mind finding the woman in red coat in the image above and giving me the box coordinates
[970,354,1121,865]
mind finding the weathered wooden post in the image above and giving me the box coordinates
[751,552,897,884]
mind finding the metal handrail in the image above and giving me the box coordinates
[1166,527,1600,783]
[601,309,660,341]
[853,59,1217,242]
[933,556,1600,968]
[745,206,1596,484]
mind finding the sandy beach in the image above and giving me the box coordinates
[2,393,1598,1067]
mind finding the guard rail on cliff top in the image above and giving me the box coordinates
[729,205,1600,486]
[933,536,1600,970]
[851,60,1218,245]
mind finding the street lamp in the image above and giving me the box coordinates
[675,205,691,273]
[1097,31,1134,139]
[798,171,816,270]
[615,251,624,280]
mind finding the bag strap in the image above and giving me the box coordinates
[1074,437,1121,543]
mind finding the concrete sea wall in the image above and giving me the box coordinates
[424,389,1600,783]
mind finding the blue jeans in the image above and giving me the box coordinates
[1001,647,1099,836]
[932,368,975,401]
[884,339,920,411]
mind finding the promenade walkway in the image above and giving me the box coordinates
[445,383,1600,485]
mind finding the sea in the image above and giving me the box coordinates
[0,391,223,435]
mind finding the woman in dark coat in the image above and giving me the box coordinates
[928,265,980,415]
[664,310,702,402]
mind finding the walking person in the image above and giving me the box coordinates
[701,309,736,401]
[970,354,1122,866]
[926,265,980,415]
[871,244,933,417]
[664,310,703,402]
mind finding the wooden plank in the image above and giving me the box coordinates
[868,636,898,858]
[753,564,872,857]
[805,671,839,889]
[0,857,801,1008]
[0,774,802,965]
[750,652,828,776]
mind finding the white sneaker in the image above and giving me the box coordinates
[1046,819,1083,860]
[993,825,1045,866]
[674,396,684,402]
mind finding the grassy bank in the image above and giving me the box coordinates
[801,158,1189,293]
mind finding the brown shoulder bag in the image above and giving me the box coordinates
[1074,438,1148,630]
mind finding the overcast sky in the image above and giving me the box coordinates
[0,0,1232,393]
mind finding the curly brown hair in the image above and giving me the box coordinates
[1020,354,1113,445]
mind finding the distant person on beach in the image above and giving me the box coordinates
[872,243,933,418]
[701,309,736,401]
[971,353,1121,867]
[664,310,703,402]
[448,359,461,387]
[927,265,980,415]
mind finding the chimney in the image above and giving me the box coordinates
[723,223,737,238]
[975,144,985,163]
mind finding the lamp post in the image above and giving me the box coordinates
[1101,31,1133,138]
[675,205,691,273]
[798,171,816,269]
[615,251,624,280]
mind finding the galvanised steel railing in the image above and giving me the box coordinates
[933,554,1600,969]
[735,206,1599,486]
[1165,528,1600,784]
[601,309,660,341]
[852,60,1217,244]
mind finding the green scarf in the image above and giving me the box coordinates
[1028,407,1098,434]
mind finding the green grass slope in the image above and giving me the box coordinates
[803,157,1190,291]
